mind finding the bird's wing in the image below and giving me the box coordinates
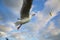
[15,0,33,27]
[20,0,33,19]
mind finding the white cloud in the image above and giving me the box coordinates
[43,0,60,39]
[9,32,25,40]
[49,34,60,40]
[44,21,60,40]
[45,21,60,35]
[33,0,60,30]
[0,25,13,32]
[2,0,23,18]
[45,0,60,15]
[3,0,23,8]
[0,31,7,37]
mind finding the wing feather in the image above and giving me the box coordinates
[20,0,33,19]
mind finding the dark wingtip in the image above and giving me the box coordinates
[17,24,22,30]
[17,27,20,30]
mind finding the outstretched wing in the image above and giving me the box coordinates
[20,0,33,19]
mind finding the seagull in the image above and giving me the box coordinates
[49,11,52,16]
[15,0,35,30]
[49,8,53,16]
[0,31,8,40]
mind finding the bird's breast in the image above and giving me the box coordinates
[20,18,30,24]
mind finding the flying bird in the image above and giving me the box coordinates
[49,11,52,16]
[49,8,53,16]
[15,0,35,30]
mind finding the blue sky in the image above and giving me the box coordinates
[0,0,60,40]
[32,0,46,11]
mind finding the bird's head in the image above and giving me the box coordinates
[32,14,35,16]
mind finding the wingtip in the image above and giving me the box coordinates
[17,24,22,30]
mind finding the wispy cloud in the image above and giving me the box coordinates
[0,31,7,37]
[3,0,23,8]
[0,0,60,40]
[0,25,13,32]
[9,32,26,40]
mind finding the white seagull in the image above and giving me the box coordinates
[15,0,35,30]
[49,8,54,16]
[49,10,52,16]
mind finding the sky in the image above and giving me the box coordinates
[0,0,60,40]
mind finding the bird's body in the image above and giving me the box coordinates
[15,15,33,29]
[15,15,31,26]
[0,25,13,32]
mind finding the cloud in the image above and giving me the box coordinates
[45,0,60,15]
[3,0,23,8]
[34,0,60,30]
[37,21,60,40]
[0,31,7,37]
[9,32,25,40]
[44,17,60,40]
[0,25,13,32]
[45,21,60,35]
[49,34,60,40]
[8,0,60,40]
